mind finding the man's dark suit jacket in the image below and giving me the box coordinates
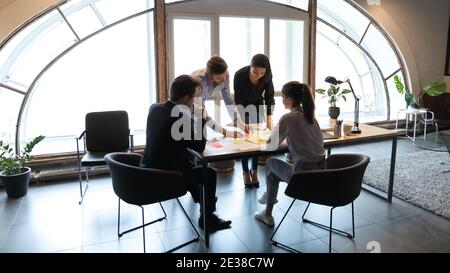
[141,100,206,181]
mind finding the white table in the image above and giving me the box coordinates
[395,108,432,141]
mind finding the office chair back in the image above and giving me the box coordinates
[285,154,370,207]
[85,111,130,152]
[105,153,186,206]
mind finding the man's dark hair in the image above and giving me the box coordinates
[206,56,228,75]
[170,75,200,101]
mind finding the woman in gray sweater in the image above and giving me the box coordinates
[255,81,325,226]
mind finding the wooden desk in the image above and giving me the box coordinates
[188,123,398,247]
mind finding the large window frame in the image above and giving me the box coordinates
[166,0,310,124]
[0,0,409,156]
[0,0,156,155]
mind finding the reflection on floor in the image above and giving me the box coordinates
[0,138,449,253]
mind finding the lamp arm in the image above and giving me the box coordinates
[345,79,361,133]
[345,79,358,100]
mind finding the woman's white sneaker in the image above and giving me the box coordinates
[254,209,274,226]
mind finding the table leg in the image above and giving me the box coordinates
[406,114,409,139]
[202,161,209,248]
[387,136,397,203]
[413,113,417,141]
[424,113,428,139]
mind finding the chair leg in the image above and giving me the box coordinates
[302,204,353,239]
[270,199,300,253]
[329,207,334,253]
[301,202,311,220]
[117,202,167,238]
[141,205,146,253]
[351,202,355,238]
[164,198,201,253]
[78,165,89,205]
[117,198,121,237]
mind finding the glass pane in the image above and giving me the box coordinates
[94,0,151,25]
[317,21,341,44]
[361,25,400,76]
[316,33,358,117]
[337,37,371,74]
[173,18,211,77]
[0,88,23,146]
[62,6,103,38]
[270,19,304,91]
[0,10,77,89]
[220,16,264,91]
[20,13,156,155]
[386,71,408,120]
[317,0,370,42]
[360,72,386,122]
[272,96,289,125]
[269,0,309,11]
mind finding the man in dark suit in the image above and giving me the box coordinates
[141,74,231,232]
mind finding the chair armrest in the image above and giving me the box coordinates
[75,132,86,158]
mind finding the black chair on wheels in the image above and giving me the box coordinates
[271,153,370,253]
[76,110,133,204]
[104,152,200,253]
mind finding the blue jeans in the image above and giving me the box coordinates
[241,156,258,172]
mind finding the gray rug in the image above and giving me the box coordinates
[363,150,450,220]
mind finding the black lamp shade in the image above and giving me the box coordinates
[325,76,343,85]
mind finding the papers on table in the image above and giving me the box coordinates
[207,138,262,152]
[245,128,271,144]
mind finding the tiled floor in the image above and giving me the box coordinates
[0,138,449,253]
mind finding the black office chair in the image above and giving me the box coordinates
[76,110,133,204]
[271,154,370,253]
[104,152,200,253]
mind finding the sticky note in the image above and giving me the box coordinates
[209,141,223,148]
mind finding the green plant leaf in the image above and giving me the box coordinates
[0,135,45,175]
[405,91,416,107]
[394,75,405,94]
[424,81,447,97]
[316,89,326,94]
[341,89,352,94]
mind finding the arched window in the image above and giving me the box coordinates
[0,0,156,155]
[316,0,406,122]
[0,0,407,156]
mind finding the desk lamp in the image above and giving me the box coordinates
[325,76,361,134]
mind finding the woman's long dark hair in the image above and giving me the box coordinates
[282,81,315,124]
[250,54,272,92]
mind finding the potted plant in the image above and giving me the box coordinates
[0,135,45,198]
[394,75,447,109]
[316,85,351,119]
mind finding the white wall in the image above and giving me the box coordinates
[354,0,450,95]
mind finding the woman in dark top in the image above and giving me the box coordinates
[234,54,275,188]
